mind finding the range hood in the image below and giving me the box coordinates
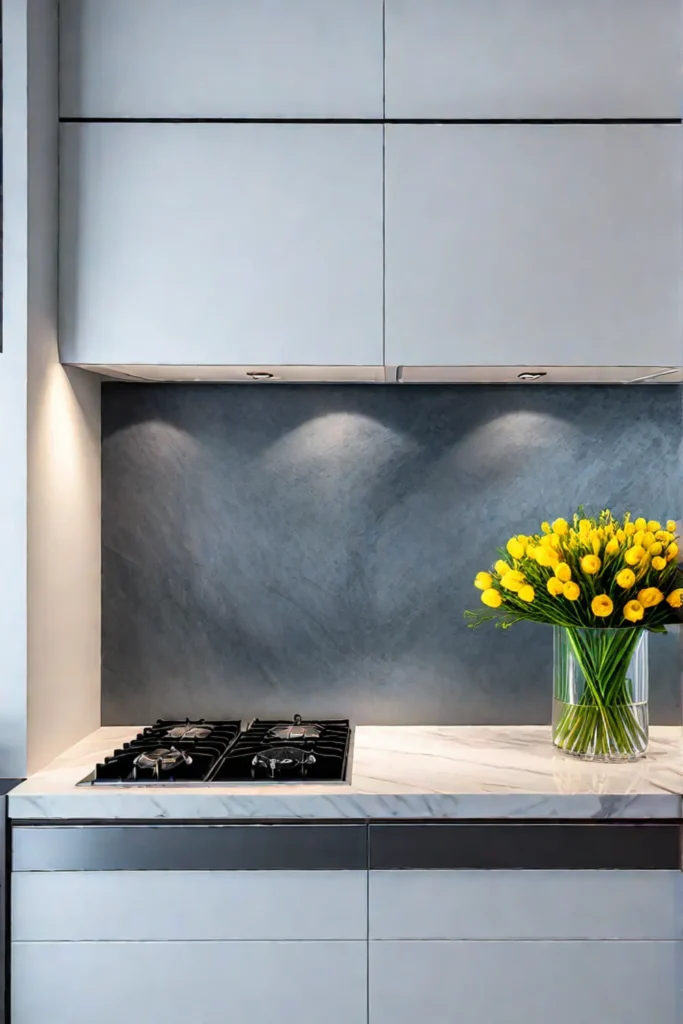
[74,364,683,385]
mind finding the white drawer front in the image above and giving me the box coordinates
[13,870,367,941]
[370,870,683,940]
[370,940,683,1024]
[13,940,367,1024]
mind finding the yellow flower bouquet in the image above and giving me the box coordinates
[467,510,682,761]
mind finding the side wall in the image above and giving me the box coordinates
[25,0,101,774]
[1,0,30,777]
[0,0,101,776]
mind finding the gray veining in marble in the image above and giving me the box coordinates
[101,384,682,725]
[8,725,683,820]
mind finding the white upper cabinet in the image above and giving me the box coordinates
[60,0,384,119]
[59,123,383,366]
[385,124,683,368]
[385,0,682,119]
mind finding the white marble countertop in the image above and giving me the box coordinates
[9,725,683,820]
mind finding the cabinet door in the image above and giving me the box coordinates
[13,940,367,1024]
[370,941,682,1024]
[14,870,367,941]
[370,870,683,940]
[60,123,383,367]
[385,124,683,368]
[385,0,681,119]
[60,0,384,119]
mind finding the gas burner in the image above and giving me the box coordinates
[82,719,349,786]
[251,746,317,779]
[266,714,323,743]
[133,746,193,778]
[164,720,214,741]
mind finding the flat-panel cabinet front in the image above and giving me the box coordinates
[60,123,384,367]
[385,0,682,119]
[13,940,367,1024]
[384,124,683,369]
[60,0,384,119]
[369,940,682,1024]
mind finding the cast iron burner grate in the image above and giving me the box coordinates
[88,719,242,784]
[209,718,351,783]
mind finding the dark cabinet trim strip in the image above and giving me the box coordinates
[12,824,367,872]
[12,820,682,872]
[60,117,682,125]
[369,822,682,871]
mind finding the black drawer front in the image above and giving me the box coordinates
[369,822,682,871]
[13,823,367,872]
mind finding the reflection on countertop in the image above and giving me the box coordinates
[9,724,683,821]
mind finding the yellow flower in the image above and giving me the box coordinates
[581,554,601,575]
[494,559,509,576]
[563,581,580,601]
[666,589,683,609]
[623,600,645,623]
[591,535,601,556]
[633,530,645,547]
[518,585,535,602]
[552,518,569,536]
[642,531,655,550]
[526,544,538,560]
[616,568,636,589]
[547,578,564,597]
[647,521,661,533]
[535,548,557,568]
[624,523,636,537]
[554,563,572,583]
[605,538,619,556]
[666,543,679,563]
[649,542,663,556]
[624,546,645,566]
[634,517,647,531]
[656,531,673,544]
[474,572,493,590]
[616,529,626,543]
[651,556,667,571]
[638,588,664,608]
[481,588,502,609]
[541,521,551,535]
[501,571,525,592]
[506,537,526,560]
[578,519,592,536]
[591,594,613,618]
[667,520,677,534]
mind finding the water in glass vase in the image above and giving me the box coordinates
[552,626,648,761]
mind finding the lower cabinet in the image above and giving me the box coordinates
[13,940,367,1024]
[12,869,368,1024]
[11,853,683,1023]
[369,940,682,1024]
[368,870,683,1024]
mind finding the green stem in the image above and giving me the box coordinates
[553,627,647,760]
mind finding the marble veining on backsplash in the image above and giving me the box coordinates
[9,725,683,820]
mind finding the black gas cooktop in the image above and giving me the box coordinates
[80,716,352,786]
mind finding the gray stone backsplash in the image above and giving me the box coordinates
[101,384,682,725]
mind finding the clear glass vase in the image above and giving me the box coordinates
[552,626,648,761]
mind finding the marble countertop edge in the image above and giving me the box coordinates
[8,725,683,821]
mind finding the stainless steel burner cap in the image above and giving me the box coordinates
[266,714,323,742]
[134,746,193,771]
[164,724,214,740]
[251,746,317,779]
